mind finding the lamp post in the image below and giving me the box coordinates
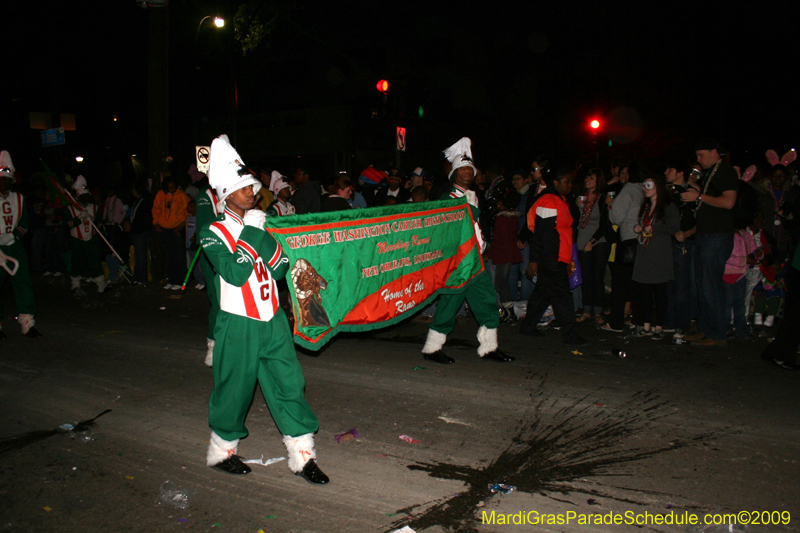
[194,15,230,144]
[195,15,225,70]
[196,16,225,49]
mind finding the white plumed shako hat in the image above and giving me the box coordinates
[0,151,15,181]
[271,178,290,195]
[208,134,262,210]
[443,137,477,179]
[72,175,89,197]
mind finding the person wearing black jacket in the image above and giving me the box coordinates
[374,170,411,206]
[761,243,800,370]
[291,166,322,215]
[664,160,700,338]
[517,156,551,246]
[575,168,615,324]
[129,180,153,284]
[519,168,589,346]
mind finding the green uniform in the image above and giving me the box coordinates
[200,208,318,442]
[431,184,499,334]
[64,204,104,279]
[0,192,36,317]
[196,185,220,340]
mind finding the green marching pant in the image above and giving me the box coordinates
[69,237,103,278]
[0,241,36,316]
[430,270,499,335]
[208,309,318,442]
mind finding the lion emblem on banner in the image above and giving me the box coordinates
[291,258,331,328]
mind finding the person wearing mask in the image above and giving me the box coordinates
[628,175,680,339]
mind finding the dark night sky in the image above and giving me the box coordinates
[3,0,798,181]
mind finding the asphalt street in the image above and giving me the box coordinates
[1,276,798,532]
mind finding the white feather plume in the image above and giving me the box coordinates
[0,151,14,177]
[443,137,473,164]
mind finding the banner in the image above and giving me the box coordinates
[265,198,484,350]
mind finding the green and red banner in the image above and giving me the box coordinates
[265,198,484,350]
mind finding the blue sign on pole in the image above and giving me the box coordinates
[41,128,66,147]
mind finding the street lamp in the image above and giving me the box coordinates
[196,15,225,73]
[196,15,225,43]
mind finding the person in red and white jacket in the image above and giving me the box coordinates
[199,134,329,485]
[519,167,589,346]
[64,176,107,296]
[0,150,42,338]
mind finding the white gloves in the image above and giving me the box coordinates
[0,233,14,246]
[78,210,93,222]
[243,209,266,230]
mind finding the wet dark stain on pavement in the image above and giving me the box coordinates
[387,373,713,533]
[0,409,112,457]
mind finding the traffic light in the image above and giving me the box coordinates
[589,119,601,130]
[376,79,390,93]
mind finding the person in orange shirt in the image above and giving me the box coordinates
[152,177,190,289]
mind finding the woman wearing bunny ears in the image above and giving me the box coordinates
[199,134,328,484]
[761,149,798,256]
[0,150,43,339]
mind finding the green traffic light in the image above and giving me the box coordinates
[418,106,424,119]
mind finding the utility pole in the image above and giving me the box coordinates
[146,3,169,188]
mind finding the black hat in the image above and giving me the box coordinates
[695,138,726,154]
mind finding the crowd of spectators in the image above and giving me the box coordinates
[8,140,800,368]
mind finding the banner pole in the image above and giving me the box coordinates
[182,247,203,291]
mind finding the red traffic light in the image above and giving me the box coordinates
[376,79,390,93]
[590,119,601,129]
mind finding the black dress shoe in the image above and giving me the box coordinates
[212,455,252,475]
[24,327,43,338]
[296,459,329,485]
[423,350,455,364]
[482,350,514,362]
